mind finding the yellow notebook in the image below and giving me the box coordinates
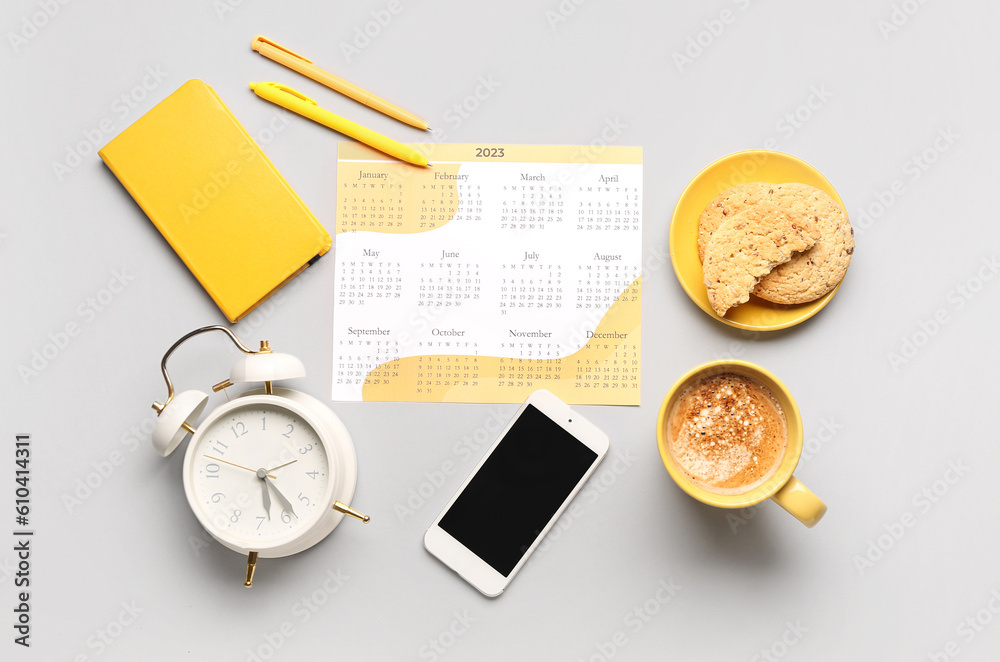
[99,79,330,322]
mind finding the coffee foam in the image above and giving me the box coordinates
[667,373,787,495]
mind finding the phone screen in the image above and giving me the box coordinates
[438,404,598,576]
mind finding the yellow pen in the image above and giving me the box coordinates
[252,35,430,131]
[249,82,430,168]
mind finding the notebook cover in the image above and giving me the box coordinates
[99,79,331,322]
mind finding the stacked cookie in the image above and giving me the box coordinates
[698,182,854,317]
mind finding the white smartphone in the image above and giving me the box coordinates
[423,390,609,597]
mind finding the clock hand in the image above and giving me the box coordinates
[266,459,298,472]
[255,469,272,519]
[204,455,276,479]
[263,476,297,518]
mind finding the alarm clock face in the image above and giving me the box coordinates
[182,396,335,554]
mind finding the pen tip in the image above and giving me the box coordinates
[426,163,433,168]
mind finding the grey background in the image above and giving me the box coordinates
[2,0,999,660]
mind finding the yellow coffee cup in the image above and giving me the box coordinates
[656,359,827,527]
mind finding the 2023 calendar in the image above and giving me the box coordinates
[332,143,642,404]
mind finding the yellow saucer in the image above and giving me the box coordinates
[669,150,847,331]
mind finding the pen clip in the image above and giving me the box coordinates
[252,35,313,64]
[266,83,318,105]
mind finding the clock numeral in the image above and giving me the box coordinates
[211,492,225,503]
[206,463,220,478]
[256,516,266,530]
[209,440,229,455]
[281,511,292,524]
[306,471,319,480]
[261,416,266,431]
[298,444,313,455]
[297,492,311,506]
[230,509,241,523]
[231,422,248,439]
[282,423,295,438]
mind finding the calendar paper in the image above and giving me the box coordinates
[333,143,642,404]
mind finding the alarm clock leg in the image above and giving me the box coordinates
[244,551,259,587]
[333,501,370,523]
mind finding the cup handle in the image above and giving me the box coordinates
[770,475,827,528]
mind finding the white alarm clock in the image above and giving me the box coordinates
[150,325,368,587]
